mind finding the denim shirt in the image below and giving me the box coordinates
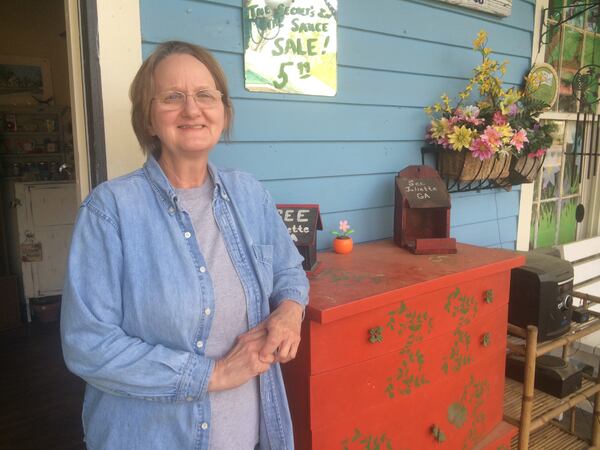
[60,157,309,450]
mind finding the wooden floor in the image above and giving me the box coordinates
[0,321,85,450]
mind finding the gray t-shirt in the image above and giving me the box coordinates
[176,176,259,450]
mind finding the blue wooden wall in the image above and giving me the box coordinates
[140,0,535,250]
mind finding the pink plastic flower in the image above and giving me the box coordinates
[493,111,507,126]
[482,126,502,148]
[528,148,546,158]
[470,138,493,160]
[459,106,484,125]
[439,137,451,149]
[339,220,350,233]
[510,129,529,151]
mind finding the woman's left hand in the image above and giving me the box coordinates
[256,300,304,364]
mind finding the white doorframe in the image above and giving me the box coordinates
[63,0,144,199]
[516,0,546,250]
[95,0,144,180]
[64,0,90,203]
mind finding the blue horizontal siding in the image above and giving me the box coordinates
[212,142,422,180]
[263,173,395,214]
[317,207,393,250]
[140,0,534,250]
[230,99,425,141]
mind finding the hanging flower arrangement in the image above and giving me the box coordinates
[425,30,557,163]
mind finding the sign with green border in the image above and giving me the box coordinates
[526,63,559,109]
[242,0,337,96]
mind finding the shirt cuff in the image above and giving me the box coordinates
[178,353,215,402]
[271,289,308,308]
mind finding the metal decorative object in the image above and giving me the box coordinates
[540,2,600,46]
[572,64,600,106]
[569,64,600,182]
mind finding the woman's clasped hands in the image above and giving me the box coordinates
[208,300,303,392]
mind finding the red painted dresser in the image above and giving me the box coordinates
[282,240,524,450]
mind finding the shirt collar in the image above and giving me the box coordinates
[143,156,227,209]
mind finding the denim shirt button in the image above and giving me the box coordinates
[186,396,193,402]
[196,340,204,349]
[204,307,211,316]
[200,422,209,430]
[168,207,175,215]
[199,266,206,273]
[184,231,192,239]
[221,193,229,201]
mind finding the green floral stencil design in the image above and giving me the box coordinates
[436,376,490,448]
[341,428,405,450]
[460,376,490,450]
[319,268,386,285]
[441,328,472,374]
[443,287,478,326]
[442,288,477,374]
[383,301,433,398]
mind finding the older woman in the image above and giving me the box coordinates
[61,41,308,450]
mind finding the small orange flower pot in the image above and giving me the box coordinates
[333,237,353,254]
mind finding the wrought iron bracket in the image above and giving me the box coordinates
[540,2,600,47]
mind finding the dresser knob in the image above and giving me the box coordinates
[431,425,446,443]
[484,289,494,304]
[368,326,383,344]
[481,332,491,347]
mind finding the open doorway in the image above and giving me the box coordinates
[0,0,89,448]
[0,0,86,327]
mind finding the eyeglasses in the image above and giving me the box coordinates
[153,89,223,110]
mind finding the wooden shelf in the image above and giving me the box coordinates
[506,298,600,450]
[1,131,59,136]
[0,153,63,158]
[507,318,600,357]
[510,422,592,449]
[504,377,600,431]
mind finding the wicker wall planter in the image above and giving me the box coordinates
[506,155,544,184]
[438,150,511,182]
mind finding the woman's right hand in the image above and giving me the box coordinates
[208,327,274,392]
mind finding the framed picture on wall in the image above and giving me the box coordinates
[0,55,53,106]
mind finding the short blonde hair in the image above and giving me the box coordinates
[130,41,233,156]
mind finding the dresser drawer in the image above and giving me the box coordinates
[308,271,510,375]
[308,348,507,450]
[309,303,508,430]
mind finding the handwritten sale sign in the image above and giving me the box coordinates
[242,0,337,96]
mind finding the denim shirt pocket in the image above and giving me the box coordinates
[252,243,274,300]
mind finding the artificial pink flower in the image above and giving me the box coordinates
[510,129,529,151]
[470,138,493,160]
[435,137,450,149]
[460,106,484,125]
[339,220,350,233]
[493,111,507,125]
[528,148,546,158]
[482,126,502,148]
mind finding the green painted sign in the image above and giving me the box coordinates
[526,63,559,109]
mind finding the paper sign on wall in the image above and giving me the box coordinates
[242,0,337,96]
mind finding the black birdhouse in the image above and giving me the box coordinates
[277,204,323,272]
[394,166,456,255]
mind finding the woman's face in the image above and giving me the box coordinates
[149,53,225,160]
